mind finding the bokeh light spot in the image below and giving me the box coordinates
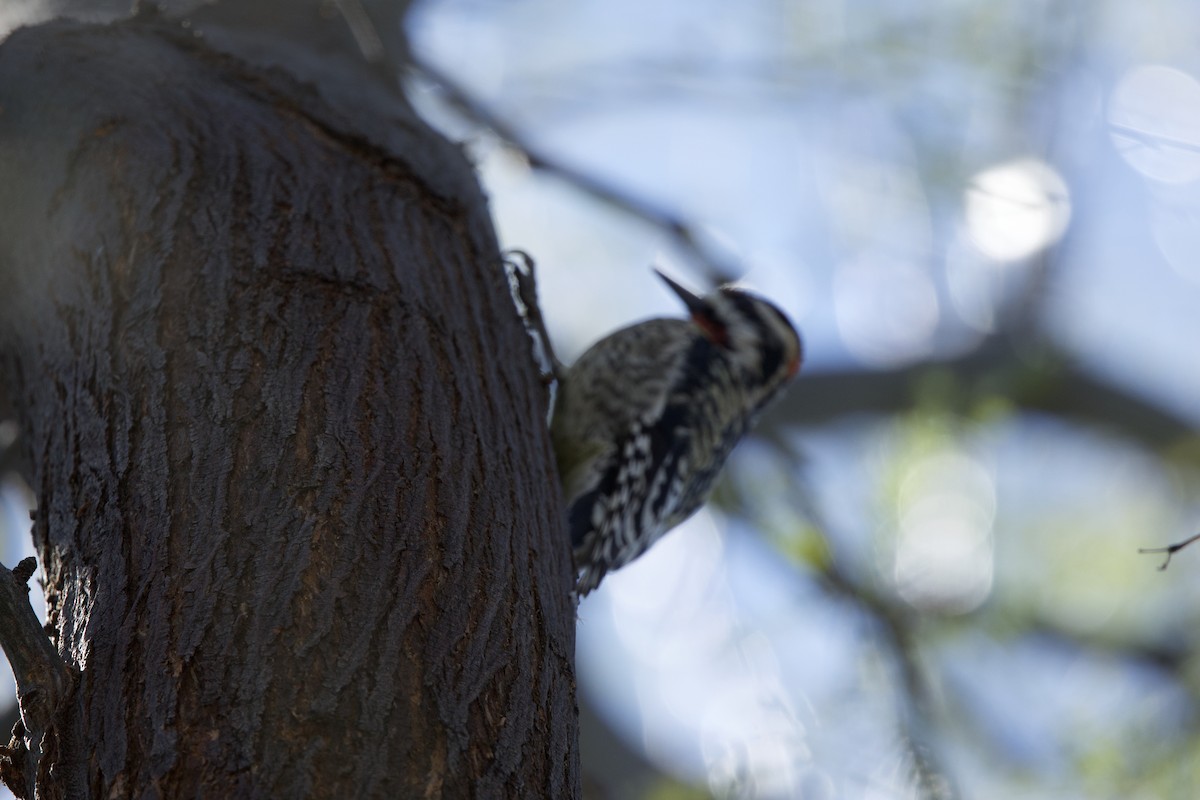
[1109,64,1200,184]
[964,158,1071,261]
[894,452,996,614]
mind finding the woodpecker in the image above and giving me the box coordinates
[551,270,802,595]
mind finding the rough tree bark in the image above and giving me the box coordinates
[0,12,578,800]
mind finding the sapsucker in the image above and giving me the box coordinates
[552,270,802,595]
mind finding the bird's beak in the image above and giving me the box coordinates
[653,269,708,318]
[654,268,728,347]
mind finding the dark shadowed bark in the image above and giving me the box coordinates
[0,15,577,799]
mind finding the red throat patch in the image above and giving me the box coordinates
[693,312,730,348]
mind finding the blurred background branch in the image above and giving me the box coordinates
[411,57,742,286]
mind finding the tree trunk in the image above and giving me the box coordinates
[0,15,577,799]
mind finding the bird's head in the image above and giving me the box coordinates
[655,269,802,393]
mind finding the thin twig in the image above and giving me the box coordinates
[1140,533,1200,571]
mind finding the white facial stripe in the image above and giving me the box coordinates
[707,289,801,379]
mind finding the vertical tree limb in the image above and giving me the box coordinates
[0,16,578,799]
